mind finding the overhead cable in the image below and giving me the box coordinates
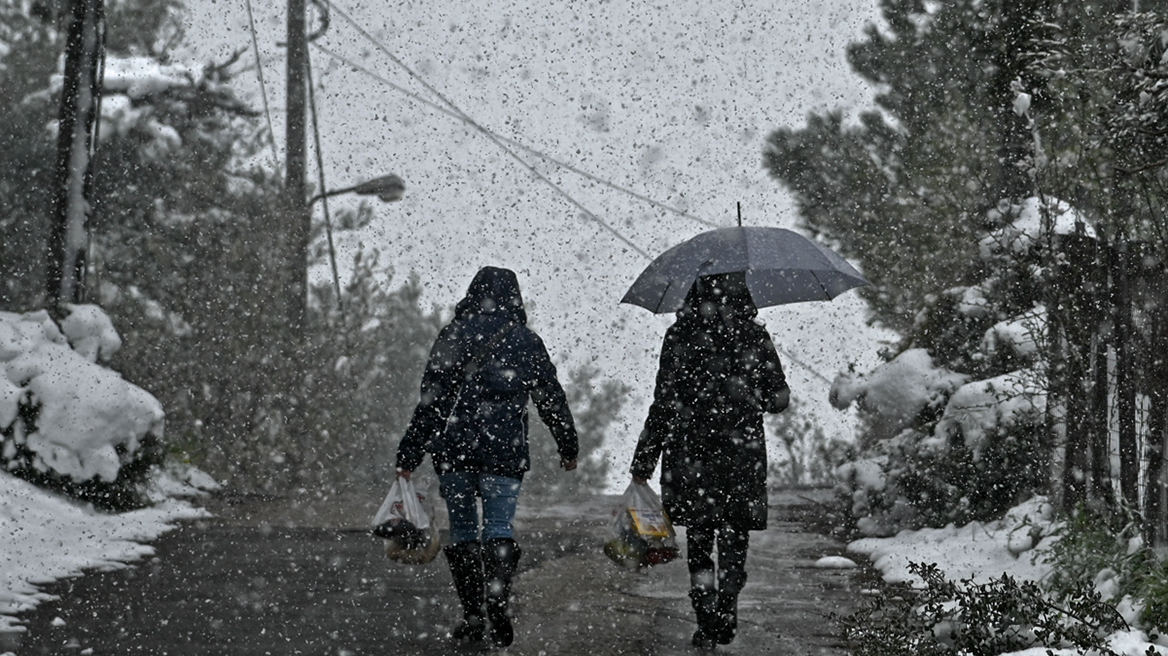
[310,43,718,229]
[243,0,279,172]
[322,1,651,259]
[315,2,837,386]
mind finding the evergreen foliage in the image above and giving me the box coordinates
[764,0,1051,333]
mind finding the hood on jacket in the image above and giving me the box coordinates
[454,266,528,324]
[679,271,757,322]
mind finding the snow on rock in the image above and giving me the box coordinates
[0,471,207,633]
[830,348,968,435]
[143,461,221,504]
[930,370,1046,458]
[814,556,858,569]
[1,309,163,482]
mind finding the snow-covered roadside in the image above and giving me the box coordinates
[847,496,1168,656]
[0,302,220,640]
[0,464,214,637]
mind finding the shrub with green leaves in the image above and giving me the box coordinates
[836,562,1126,656]
[1044,506,1154,603]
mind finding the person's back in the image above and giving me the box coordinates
[397,266,576,479]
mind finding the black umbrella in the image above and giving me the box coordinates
[621,227,868,313]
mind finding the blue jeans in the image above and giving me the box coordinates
[439,472,522,545]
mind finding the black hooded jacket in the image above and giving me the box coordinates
[631,273,789,530]
[396,267,579,480]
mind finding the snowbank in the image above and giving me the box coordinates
[848,497,1168,655]
[1,307,163,482]
[848,496,1056,587]
[0,467,210,633]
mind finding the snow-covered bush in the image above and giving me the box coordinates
[0,306,164,509]
[830,197,1072,537]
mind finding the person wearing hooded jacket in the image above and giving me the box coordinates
[395,266,579,648]
[630,271,789,650]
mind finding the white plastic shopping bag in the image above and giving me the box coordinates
[603,482,680,569]
[371,477,440,564]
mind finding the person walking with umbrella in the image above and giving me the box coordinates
[629,271,789,648]
[622,224,867,649]
[395,266,579,648]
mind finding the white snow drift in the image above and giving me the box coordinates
[1,306,163,483]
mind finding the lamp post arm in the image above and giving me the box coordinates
[308,184,359,206]
[307,175,405,206]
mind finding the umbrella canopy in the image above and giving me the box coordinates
[621,227,869,313]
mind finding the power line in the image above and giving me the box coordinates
[310,43,718,230]
[322,0,651,259]
[243,0,279,172]
[313,1,838,386]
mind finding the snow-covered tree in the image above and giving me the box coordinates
[767,1,1168,539]
[764,0,1056,334]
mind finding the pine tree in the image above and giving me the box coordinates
[764,0,1054,333]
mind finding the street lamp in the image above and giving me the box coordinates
[309,173,405,206]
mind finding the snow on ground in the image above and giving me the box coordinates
[0,465,212,636]
[0,305,217,638]
[849,495,1168,655]
[848,496,1057,586]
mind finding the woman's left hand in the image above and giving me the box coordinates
[561,458,578,471]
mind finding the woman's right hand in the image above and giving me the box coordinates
[396,468,412,482]
[632,476,647,485]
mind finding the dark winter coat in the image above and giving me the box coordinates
[631,275,789,531]
[396,267,579,480]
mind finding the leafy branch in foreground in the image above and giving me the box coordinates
[834,562,1126,656]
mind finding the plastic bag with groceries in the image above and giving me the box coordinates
[604,481,680,569]
[371,477,441,564]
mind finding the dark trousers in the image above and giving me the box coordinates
[686,523,749,597]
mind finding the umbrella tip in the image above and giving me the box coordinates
[737,202,742,227]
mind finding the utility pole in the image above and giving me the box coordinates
[47,0,104,314]
[285,0,309,333]
[281,0,311,470]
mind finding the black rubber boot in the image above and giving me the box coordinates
[714,568,747,645]
[689,584,718,650]
[443,541,485,643]
[482,538,522,648]
[713,592,738,645]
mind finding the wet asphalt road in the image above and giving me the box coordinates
[6,488,863,656]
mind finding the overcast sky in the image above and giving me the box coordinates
[179,0,894,472]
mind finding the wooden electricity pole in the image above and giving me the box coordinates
[47,0,104,313]
[285,0,309,333]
